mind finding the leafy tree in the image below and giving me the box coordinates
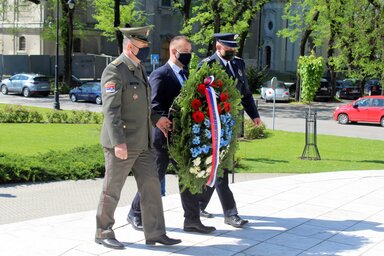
[92,0,148,54]
[26,0,84,88]
[298,51,324,108]
[179,0,268,57]
[279,0,384,98]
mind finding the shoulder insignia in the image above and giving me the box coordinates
[127,64,135,71]
[104,81,116,93]
[111,59,123,66]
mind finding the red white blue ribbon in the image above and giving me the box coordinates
[205,81,221,187]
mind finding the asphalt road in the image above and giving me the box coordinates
[0,93,383,140]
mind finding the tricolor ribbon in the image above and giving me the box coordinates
[204,76,221,187]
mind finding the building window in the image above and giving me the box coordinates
[74,38,81,53]
[266,46,271,69]
[19,36,26,51]
[161,0,172,7]
[268,21,274,30]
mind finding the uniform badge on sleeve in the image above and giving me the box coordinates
[104,81,116,93]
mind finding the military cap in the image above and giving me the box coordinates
[120,26,152,43]
[214,33,239,48]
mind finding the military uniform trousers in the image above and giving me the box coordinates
[129,146,171,217]
[96,147,165,240]
[130,145,203,225]
[199,168,238,217]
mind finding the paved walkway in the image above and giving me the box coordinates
[1,170,384,256]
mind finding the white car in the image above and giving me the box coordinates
[260,80,290,102]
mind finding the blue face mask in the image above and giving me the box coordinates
[135,46,150,62]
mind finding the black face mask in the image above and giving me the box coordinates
[135,46,150,62]
[176,51,192,67]
[223,50,236,61]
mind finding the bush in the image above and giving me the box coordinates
[0,144,105,183]
[0,105,44,123]
[243,119,266,140]
[50,82,71,94]
[246,65,269,94]
[0,105,103,124]
[46,110,68,123]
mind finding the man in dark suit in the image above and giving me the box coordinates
[198,33,263,228]
[95,26,181,250]
[127,35,216,234]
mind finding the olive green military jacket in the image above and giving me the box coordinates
[100,53,155,150]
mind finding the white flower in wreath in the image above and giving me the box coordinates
[193,157,201,167]
[220,148,229,159]
[205,156,212,165]
[197,170,206,178]
[189,166,200,174]
[205,166,211,175]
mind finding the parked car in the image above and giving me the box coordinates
[333,96,384,126]
[335,79,362,99]
[260,80,290,102]
[364,79,382,96]
[69,81,102,105]
[1,73,50,97]
[314,78,332,101]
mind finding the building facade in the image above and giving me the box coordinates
[0,0,301,79]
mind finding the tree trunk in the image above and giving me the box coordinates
[181,0,192,23]
[114,0,123,54]
[62,0,75,88]
[328,19,336,98]
[296,10,320,101]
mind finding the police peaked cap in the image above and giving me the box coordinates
[214,33,239,48]
[120,26,152,44]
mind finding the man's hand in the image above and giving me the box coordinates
[114,143,128,160]
[253,117,263,127]
[156,117,172,138]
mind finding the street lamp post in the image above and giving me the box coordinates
[54,0,76,110]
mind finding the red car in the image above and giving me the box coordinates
[333,96,384,127]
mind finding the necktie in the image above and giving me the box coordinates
[179,69,187,81]
[226,62,234,77]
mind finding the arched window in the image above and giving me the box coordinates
[266,46,271,69]
[19,36,26,51]
[73,38,81,53]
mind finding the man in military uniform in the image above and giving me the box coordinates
[95,26,181,250]
[127,35,216,234]
[198,33,263,228]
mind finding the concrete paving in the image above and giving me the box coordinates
[1,170,384,256]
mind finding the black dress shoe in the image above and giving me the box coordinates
[127,214,143,231]
[146,234,182,245]
[200,209,214,218]
[95,238,125,249]
[183,222,216,233]
[224,215,249,228]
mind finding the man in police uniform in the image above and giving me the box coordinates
[95,26,181,249]
[198,33,263,228]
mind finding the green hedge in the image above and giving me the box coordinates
[0,144,105,183]
[0,105,103,124]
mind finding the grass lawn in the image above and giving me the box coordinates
[0,122,382,173]
[237,130,384,173]
[0,123,101,155]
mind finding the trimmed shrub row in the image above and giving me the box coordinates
[0,145,105,183]
[0,105,103,124]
